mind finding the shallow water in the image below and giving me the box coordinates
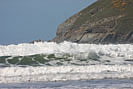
[0,79,133,89]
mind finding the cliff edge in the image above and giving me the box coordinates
[53,0,133,44]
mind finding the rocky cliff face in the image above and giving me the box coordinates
[53,0,133,44]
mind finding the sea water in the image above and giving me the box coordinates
[0,41,133,89]
[0,79,133,89]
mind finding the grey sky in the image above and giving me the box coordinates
[0,0,96,44]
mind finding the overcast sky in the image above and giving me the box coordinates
[0,0,96,44]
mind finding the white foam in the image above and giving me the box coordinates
[0,41,133,59]
[0,65,133,83]
[0,42,133,83]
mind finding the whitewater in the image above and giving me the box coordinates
[0,41,133,59]
[0,41,133,86]
[0,65,133,83]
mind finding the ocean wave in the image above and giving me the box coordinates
[0,41,133,58]
[0,42,133,83]
[0,65,133,83]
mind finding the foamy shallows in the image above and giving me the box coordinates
[0,41,133,83]
[0,65,133,83]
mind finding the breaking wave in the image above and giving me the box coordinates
[0,41,132,58]
[0,41,133,66]
[0,41,133,83]
[0,65,133,83]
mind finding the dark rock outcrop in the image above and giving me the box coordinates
[53,0,133,44]
[30,39,43,44]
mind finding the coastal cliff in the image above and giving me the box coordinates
[53,0,133,44]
